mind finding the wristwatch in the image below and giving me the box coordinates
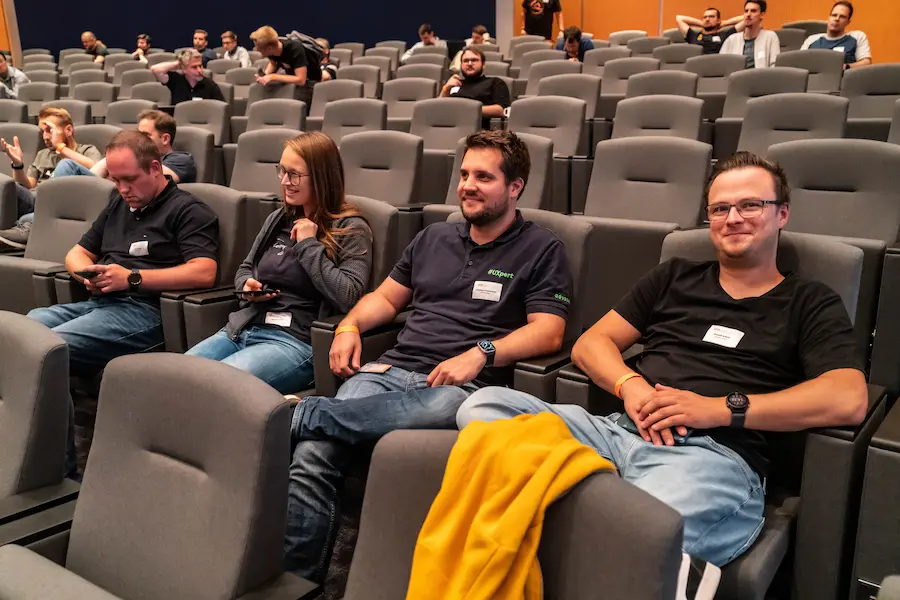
[10,162,22,170]
[726,392,750,428]
[127,269,142,292]
[477,340,496,367]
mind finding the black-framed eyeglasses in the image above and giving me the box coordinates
[706,199,782,221]
[275,165,310,185]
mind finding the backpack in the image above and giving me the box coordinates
[286,31,326,73]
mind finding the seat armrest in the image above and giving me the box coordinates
[813,384,888,442]
[0,479,80,527]
[513,345,574,403]
[0,499,76,547]
[396,203,431,212]
[32,264,68,277]
[237,572,321,600]
[515,346,572,375]
[160,287,228,302]
[183,286,240,305]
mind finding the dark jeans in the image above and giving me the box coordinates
[285,366,479,581]
[15,183,34,222]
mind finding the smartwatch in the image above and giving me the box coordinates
[726,392,750,428]
[10,162,23,170]
[477,340,496,367]
[127,269,142,292]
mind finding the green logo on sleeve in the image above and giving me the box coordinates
[488,269,514,279]
[554,293,571,304]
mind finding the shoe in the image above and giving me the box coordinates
[676,553,721,600]
[0,221,32,249]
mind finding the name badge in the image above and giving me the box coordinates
[265,312,292,327]
[472,281,503,302]
[358,363,392,373]
[702,325,745,349]
[129,241,149,256]
[757,51,765,59]
[833,46,845,52]
[712,35,721,42]
[450,86,460,95]
[191,96,204,101]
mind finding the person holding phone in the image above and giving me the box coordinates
[440,47,510,130]
[185,132,372,394]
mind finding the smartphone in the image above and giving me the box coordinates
[257,67,266,77]
[74,270,99,279]
[234,289,275,297]
[615,413,693,444]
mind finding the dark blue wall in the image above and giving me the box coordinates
[16,0,496,57]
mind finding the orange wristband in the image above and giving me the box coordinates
[614,372,642,399]
[334,325,360,336]
[56,143,66,153]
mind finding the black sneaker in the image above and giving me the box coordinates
[676,552,721,600]
[0,221,32,249]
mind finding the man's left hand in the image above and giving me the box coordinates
[87,264,131,294]
[637,383,731,431]
[426,347,487,387]
[256,75,273,85]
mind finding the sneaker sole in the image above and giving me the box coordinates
[0,235,26,249]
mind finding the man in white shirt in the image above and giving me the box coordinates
[801,1,871,70]
[221,31,252,68]
[720,0,780,68]
[0,54,29,99]
[450,25,493,72]
[400,23,448,65]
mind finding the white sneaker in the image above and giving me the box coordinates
[676,552,721,600]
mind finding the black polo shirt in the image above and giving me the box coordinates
[686,26,738,54]
[164,71,226,105]
[270,38,321,82]
[79,178,220,301]
[379,211,572,386]
[450,74,511,129]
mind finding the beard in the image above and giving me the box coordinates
[461,193,510,226]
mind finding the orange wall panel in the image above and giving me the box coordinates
[584,0,660,40]
[0,1,9,53]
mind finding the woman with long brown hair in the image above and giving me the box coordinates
[186,132,372,393]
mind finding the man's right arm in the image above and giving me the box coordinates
[66,244,100,283]
[339,277,411,333]
[151,61,179,84]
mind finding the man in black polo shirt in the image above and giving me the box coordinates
[441,47,510,130]
[250,25,321,106]
[285,130,573,581]
[676,8,746,54]
[151,49,225,105]
[458,152,868,588]
[28,130,219,377]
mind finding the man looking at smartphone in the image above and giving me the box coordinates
[456,151,868,589]
[440,47,510,129]
[0,107,102,249]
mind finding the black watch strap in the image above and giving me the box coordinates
[10,162,23,170]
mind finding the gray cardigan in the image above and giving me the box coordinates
[226,207,373,340]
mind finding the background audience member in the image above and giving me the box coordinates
[676,8,746,54]
[0,107,102,249]
[81,31,108,64]
[801,1,871,69]
[522,0,563,40]
[187,132,372,393]
[193,29,218,67]
[450,25,492,72]
[0,53,29,99]
[556,26,594,62]
[131,33,151,64]
[251,26,320,106]
[316,38,338,80]
[400,23,448,65]
[151,48,226,104]
[221,30,252,68]
[720,0,780,68]
[441,47,510,130]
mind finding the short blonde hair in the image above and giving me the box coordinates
[250,26,279,48]
[315,37,330,51]
[38,107,73,129]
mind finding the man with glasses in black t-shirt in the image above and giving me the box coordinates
[459,151,868,594]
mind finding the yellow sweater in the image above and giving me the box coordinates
[405,412,615,600]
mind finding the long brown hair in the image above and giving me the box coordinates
[283,132,366,261]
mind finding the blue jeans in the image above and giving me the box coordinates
[15,183,33,222]
[457,388,766,567]
[186,326,314,394]
[286,366,480,581]
[53,159,94,178]
[28,296,164,377]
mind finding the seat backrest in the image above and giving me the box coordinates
[245,82,297,110]
[518,49,566,79]
[335,42,365,61]
[341,130,422,206]
[225,67,257,100]
[346,194,401,288]
[322,98,387,146]
[737,93,848,157]
[66,354,291,600]
[376,40,407,54]
[412,45,448,58]
[246,98,307,132]
[601,57,660,96]
[722,67,809,117]
[338,64,382,98]
[0,124,41,178]
[382,78,437,119]
[60,53,93,74]
[68,62,104,75]
[146,51,177,66]
[396,63,444,88]
[774,28,807,52]
[129,82,172,105]
[684,54,747,94]
[626,70,698,98]
[364,47,399,72]
[840,64,900,119]
[0,312,68,499]
[510,41,553,63]
[609,30,648,46]
[58,48,83,61]
[117,67,154,94]
[21,68,58,84]
[207,58,239,76]
[230,128,303,194]
[25,176,116,262]
[74,124,122,152]
[890,99,900,145]
[537,73,601,119]
[23,48,52,57]
[355,55,393,83]
[653,43,703,69]
[662,28,687,43]
[769,138,900,242]
[174,99,231,145]
[0,99,27,123]
[102,53,133,72]
[68,69,107,88]
[179,183,250,284]
[775,49,844,93]
[612,95,704,140]
[508,95,587,156]
[42,99,91,125]
[404,54,449,71]
[309,79,365,118]
[105,99,157,128]
[72,82,117,118]
[525,60,582,95]
[172,126,215,183]
[626,36,671,57]
[782,20,828,36]
[409,97,480,151]
[330,48,354,67]
[483,61,510,77]
[18,82,60,118]
[585,137,710,228]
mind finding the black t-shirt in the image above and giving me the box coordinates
[685,26,738,54]
[270,38,321,82]
[85,43,109,59]
[522,0,562,40]
[451,75,511,129]
[380,212,572,386]
[79,179,220,301]
[614,259,864,477]
[164,71,226,105]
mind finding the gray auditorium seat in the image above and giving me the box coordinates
[737,93,848,157]
[626,70,698,98]
[774,28,807,52]
[73,124,122,152]
[355,56,392,84]
[597,57,660,119]
[206,58,240,83]
[684,53,747,121]
[66,69,107,90]
[626,36,671,57]
[483,62,510,78]
[662,28,687,44]
[612,95,704,140]
[104,99,156,128]
[174,99,231,145]
[229,128,303,200]
[341,130,422,207]
[366,46,400,72]
[891,100,900,146]
[128,82,171,105]
[609,30,648,46]
[0,100,27,124]
[382,77,438,131]
[841,64,900,142]
[776,49,845,93]
[329,48,354,68]
[173,126,215,183]
[338,64,382,99]
[782,20,828,36]
[403,54,448,70]
[322,98,387,146]
[334,42,365,61]
[41,99,91,126]
[306,79,365,131]
[0,124,41,179]
[101,54,132,74]
[229,98,306,141]
[522,59,581,96]
[396,64,445,90]
[515,49,566,80]
[653,43,702,70]
[111,62,148,88]
[20,69,58,85]
[71,82,117,121]
[224,67,256,114]
[18,82,60,121]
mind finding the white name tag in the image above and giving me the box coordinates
[472,281,503,302]
[712,35,721,42]
[191,96,204,101]
[265,312,292,327]
[702,325,745,349]
[450,86,460,95]
[833,46,844,52]
[129,241,149,256]
[757,51,765,59]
